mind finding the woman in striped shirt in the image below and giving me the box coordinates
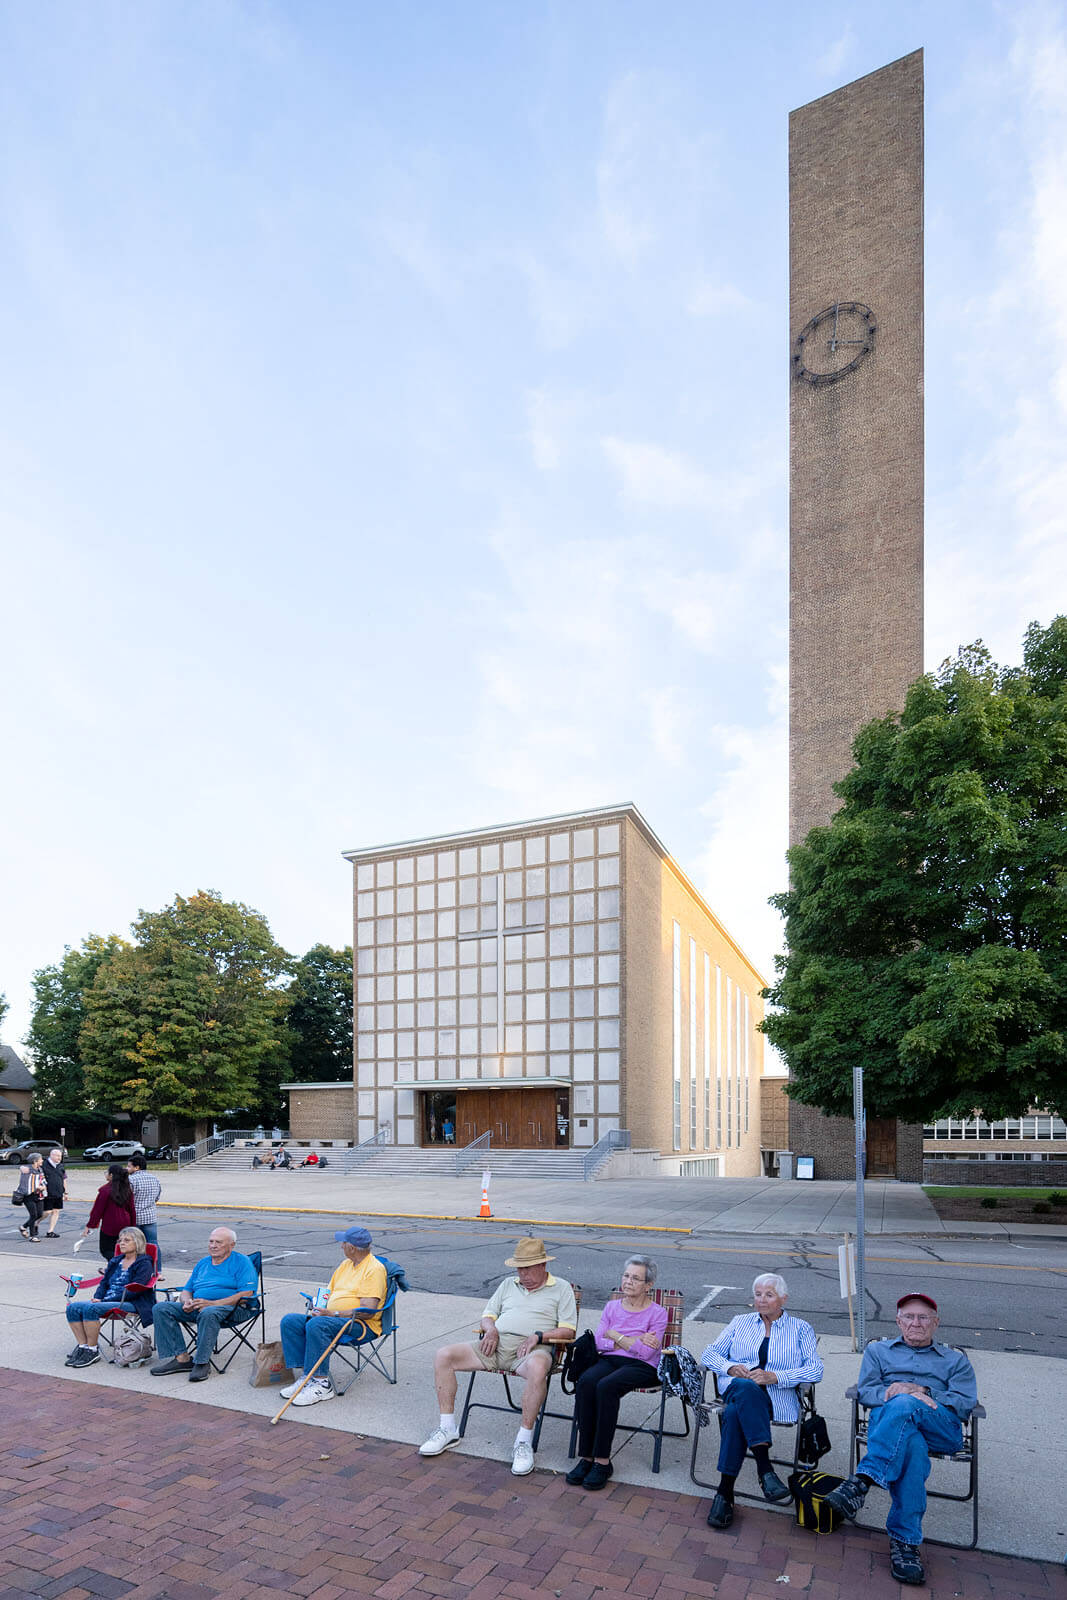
[700,1274,822,1529]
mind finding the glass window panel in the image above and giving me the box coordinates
[395,885,415,913]
[480,903,498,931]
[598,856,620,887]
[396,944,414,971]
[437,969,456,996]
[416,884,434,910]
[550,1021,570,1050]
[459,1028,479,1055]
[549,863,570,893]
[437,880,456,909]
[527,961,546,989]
[437,850,456,877]
[437,909,456,937]
[574,1019,595,1048]
[526,1024,546,1051]
[459,996,479,1025]
[459,878,478,905]
[598,986,620,1015]
[598,955,620,984]
[376,860,394,886]
[438,998,457,1026]
[573,859,595,891]
[459,968,479,995]
[357,1032,375,1059]
[357,977,374,1002]
[480,844,500,871]
[573,956,595,986]
[376,975,395,1001]
[376,1004,395,1029]
[573,924,595,955]
[417,854,435,880]
[416,942,435,969]
[549,896,570,925]
[396,858,414,885]
[525,835,545,865]
[525,867,546,896]
[480,996,497,1024]
[506,994,523,1022]
[506,963,524,990]
[550,990,570,1020]
[417,914,435,940]
[377,946,395,973]
[599,921,620,951]
[525,931,546,959]
[376,888,395,915]
[358,891,375,917]
[573,1052,595,1080]
[480,941,494,963]
[356,949,374,974]
[417,1030,435,1057]
[480,874,497,902]
[396,916,414,943]
[376,917,395,944]
[480,964,497,992]
[505,871,523,897]
[549,833,570,860]
[396,1002,414,1028]
[549,927,570,956]
[504,934,523,960]
[438,1029,457,1053]
[436,940,457,967]
[598,889,620,919]
[357,865,374,891]
[458,848,478,874]
[502,840,523,868]
[480,1027,496,1052]
[357,1005,375,1032]
[526,991,546,1021]
[458,907,479,935]
[574,828,595,856]
[377,1033,396,1058]
[598,1050,620,1080]
[598,824,620,853]
[417,1000,435,1027]
[573,892,595,922]
[525,898,546,925]
[504,900,524,928]
[549,959,570,987]
[599,1019,620,1047]
[397,1032,414,1056]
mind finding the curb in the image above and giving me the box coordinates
[153,1201,691,1233]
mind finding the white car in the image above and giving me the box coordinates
[82,1139,146,1162]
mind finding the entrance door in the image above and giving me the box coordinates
[866,1117,897,1177]
[450,1088,560,1149]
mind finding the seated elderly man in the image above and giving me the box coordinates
[277,1225,387,1406]
[419,1236,576,1476]
[825,1292,978,1587]
[150,1226,259,1382]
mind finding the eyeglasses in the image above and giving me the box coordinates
[898,1313,934,1324]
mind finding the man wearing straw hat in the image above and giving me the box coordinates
[419,1236,577,1476]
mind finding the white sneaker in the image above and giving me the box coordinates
[291,1378,334,1407]
[279,1376,306,1399]
[511,1440,535,1476]
[419,1425,461,1457]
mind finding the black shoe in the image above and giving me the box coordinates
[760,1470,791,1504]
[188,1363,211,1382]
[74,1347,101,1367]
[706,1493,734,1530]
[824,1474,870,1523]
[889,1539,925,1585]
[565,1459,593,1485]
[65,1347,83,1366]
[44,1232,60,1239]
[150,1356,193,1376]
[582,1462,613,1491]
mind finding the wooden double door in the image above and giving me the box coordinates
[866,1117,898,1177]
[457,1088,563,1149]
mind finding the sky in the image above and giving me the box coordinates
[3,1,1067,1055]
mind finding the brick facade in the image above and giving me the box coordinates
[923,1159,1067,1187]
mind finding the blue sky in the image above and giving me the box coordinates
[3,1,1067,1051]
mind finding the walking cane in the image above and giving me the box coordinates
[269,1314,362,1425]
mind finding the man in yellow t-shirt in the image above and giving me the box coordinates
[278,1225,387,1406]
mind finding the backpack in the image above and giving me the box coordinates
[797,1409,832,1466]
[112,1326,154,1367]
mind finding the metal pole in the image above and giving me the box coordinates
[853,1067,866,1348]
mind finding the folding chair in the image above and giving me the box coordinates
[566,1287,690,1473]
[163,1249,266,1374]
[329,1257,407,1395]
[459,1286,582,1451]
[690,1365,819,1504]
[847,1350,985,1549]
[62,1243,160,1355]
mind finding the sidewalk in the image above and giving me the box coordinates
[67,1166,1067,1240]
[1,1248,1062,1566]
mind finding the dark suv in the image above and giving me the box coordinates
[3,1140,68,1165]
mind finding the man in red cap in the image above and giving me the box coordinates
[825,1293,978,1586]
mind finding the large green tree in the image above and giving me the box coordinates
[763,619,1067,1123]
[27,936,130,1112]
[81,891,292,1126]
[284,943,353,1083]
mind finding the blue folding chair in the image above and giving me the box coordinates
[330,1256,407,1395]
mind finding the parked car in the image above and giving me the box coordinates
[2,1139,68,1165]
[144,1144,173,1162]
[82,1139,146,1162]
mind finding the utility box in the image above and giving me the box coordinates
[776,1150,795,1180]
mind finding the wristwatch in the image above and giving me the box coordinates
[536,1331,544,1345]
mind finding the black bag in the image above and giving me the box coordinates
[788,1469,846,1533]
[11,1190,22,1206]
[797,1409,832,1466]
[559,1329,598,1393]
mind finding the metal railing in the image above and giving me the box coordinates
[454,1129,492,1177]
[176,1129,290,1167]
[581,1128,630,1181]
[345,1124,391,1168]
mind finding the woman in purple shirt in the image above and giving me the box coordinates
[565,1255,669,1491]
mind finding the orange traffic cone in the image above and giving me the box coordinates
[478,1182,492,1219]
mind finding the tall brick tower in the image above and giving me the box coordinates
[787,51,924,1179]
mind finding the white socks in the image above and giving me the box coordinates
[440,1413,457,1432]
[516,1426,534,1446]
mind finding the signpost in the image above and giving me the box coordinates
[839,1234,857,1351]
[853,1066,866,1347]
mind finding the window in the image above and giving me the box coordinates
[704,953,711,1149]
[689,939,698,1149]
[672,922,682,1151]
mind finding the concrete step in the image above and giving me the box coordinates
[188,1141,600,1179]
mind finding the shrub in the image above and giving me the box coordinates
[979,1196,998,1208]
[1032,1201,1052,1214]
[1048,1191,1067,1207]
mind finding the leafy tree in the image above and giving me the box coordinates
[81,891,292,1127]
[284,944,353,1083]
[763,619,1067,1124]
[0,993,7,1034]
[27,936,130,1111]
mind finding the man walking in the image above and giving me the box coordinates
[41,1147,68,1239]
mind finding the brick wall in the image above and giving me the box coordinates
[790,1100,923,1181]
[760,1078,790,1151]
[286,1086,355,1142]
[923,1160,1067,1187]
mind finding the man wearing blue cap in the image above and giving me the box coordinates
[277,1226,387,1406]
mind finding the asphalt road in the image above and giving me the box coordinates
[8,1203,1063,1358]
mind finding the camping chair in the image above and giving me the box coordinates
[690,1365,819,1505]
[566,1287,690,1473]
[847,1350,985,1549]
[459,1286,582,1451]
[62,1243,160,1355]
[330,1257,407,1395]
[163,1249,266,1374]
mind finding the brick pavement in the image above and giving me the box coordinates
[0,1370,1060,1600]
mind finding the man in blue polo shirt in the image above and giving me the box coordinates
[150,1226,259,1383]
[826,1292,978,1587]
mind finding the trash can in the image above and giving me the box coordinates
[776,1150,795,1180]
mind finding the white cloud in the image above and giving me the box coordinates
[687,280,753,318]
[601,434,764,519]
[815,27,856,81]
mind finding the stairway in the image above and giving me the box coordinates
[190,1141,611,1180]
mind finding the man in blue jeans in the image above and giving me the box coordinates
[826,1292,978,1586]
[150,1226,259,1382]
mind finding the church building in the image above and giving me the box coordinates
[286,804,768,1175]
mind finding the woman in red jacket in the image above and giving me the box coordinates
[83,1163,138,1262]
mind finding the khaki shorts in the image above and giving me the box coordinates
[477,1333,554,1375]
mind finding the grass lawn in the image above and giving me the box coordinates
[924,1185,1063,1200]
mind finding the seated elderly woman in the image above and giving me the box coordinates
[565,1254,669,1491]
[64,1226,156,1369]
[700,1273,823,1529]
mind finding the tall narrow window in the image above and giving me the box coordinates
[704,952,711,1149]
[725,974,733,1146]
[744,992,751,1134]
[689,938,697,1148]
[736,984,743,1140]
[672,921,681,1151]
[715,964,722,1148]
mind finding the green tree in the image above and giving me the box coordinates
[0,993,7,1035]
[27,936,130,1111]
[81,891,292,1127]
[763,619,1067,1124]
[285,944,353,1083]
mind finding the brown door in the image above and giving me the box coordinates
[456,1089,557,1149]
[866,1117,897,1177]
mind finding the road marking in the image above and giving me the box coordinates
[665,1243,1067,1274]
[259,1250,309,1263]
[690,1285,740,1318]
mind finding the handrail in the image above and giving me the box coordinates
[177,1129,290,1167]
[581,1128,630,1181]
[454,1128,492,1177]
[346,1123,391,1167]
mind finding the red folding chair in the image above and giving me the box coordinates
[62,1243,160,1354]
